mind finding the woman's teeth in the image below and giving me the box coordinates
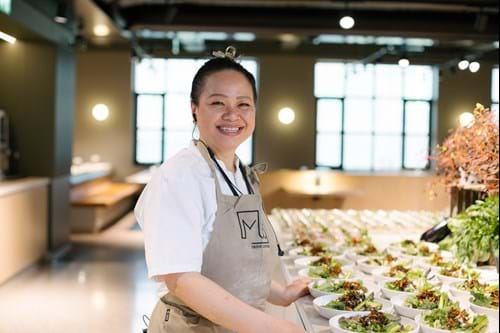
[218,127,241,134]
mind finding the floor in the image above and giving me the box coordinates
[0,213,157,333]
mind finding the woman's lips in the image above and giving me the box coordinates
[216,126,244,136]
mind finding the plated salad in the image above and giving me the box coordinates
[312,279,368,294]
[386,277,418,292]
[296,242,332,257]
[339,310,414,333]
[325,291,382,311]
[383,265,424,280]
[356,244,380,256]
[307,262,351,279]
[401,244,434,257]
[425,253,455,268]
[364,254,400,266]
[456,279,498,294]
[439,264,479,279]
[404,287,444,310]
[471,287,499,309]
[421,294,489,332]
[310,255,344,267]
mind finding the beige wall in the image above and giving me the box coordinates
[73,50,497,182]
[74,50,144,180]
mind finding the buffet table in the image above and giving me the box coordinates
[269,208,499,333]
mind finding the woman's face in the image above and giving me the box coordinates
[192,69,255,155]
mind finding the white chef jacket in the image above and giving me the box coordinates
[134,142,250,295]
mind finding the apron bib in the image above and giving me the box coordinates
[147,141,279,333]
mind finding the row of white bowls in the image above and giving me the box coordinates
[290,243,499,332]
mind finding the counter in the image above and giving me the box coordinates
[0,177,49,284]
[0,177,49,197]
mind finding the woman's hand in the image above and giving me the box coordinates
[283,278,312,304]
[268,318,306,333]
[267,279,312,307]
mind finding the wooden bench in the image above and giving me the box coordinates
[70,177,142,233]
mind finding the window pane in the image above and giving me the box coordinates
[240,60,258,80]
[404,136,429,169]
[344,99,373,133]
[137,130,163,164]
[316,133,342,167]
[404,66,434,100]
[374,99,403,134]
[492,67,499,103]
[165,94,192,130]
[373,135,402,170]
[164,131,191,160]
[314,62,345,97]
[345,64,374,98]
[405,101,430,135]
[492,103,499,124]
[237,136,253,166]
[137,95,163,129]
[317,99,343,132]
[375,65,402,98]
[134,59,166,93]
[165,59,201,93]
[343,135,372,170]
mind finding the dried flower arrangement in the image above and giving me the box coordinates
[431,103,499,196]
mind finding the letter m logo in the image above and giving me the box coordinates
[236,210,267,240]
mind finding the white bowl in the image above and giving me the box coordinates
[436,273,467,285]
[469,297,500,322]
[391,295,428,319]
[329,311,419,333]
[298,265,357,280]
[380,285,416,299]
[313,294,393,319]
[308,279,379,298]
[448,281,472,300]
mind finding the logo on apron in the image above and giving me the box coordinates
[236,210,270,249]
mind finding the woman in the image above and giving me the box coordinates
[135,47,309,333]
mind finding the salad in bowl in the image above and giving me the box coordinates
[392,288,449,319]
[298,260,356,279]
[469,286,499,321]
[381,277,423,299]
[450,278,498,300]
[314,292,392,319]
[308,279,376,298]
[330,310,418,333]
[417,294,489,333]
[356,254,409,274]
[437,264,480,285]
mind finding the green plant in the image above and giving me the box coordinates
[446,196,499,264]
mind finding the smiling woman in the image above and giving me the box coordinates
[134,47,309,333]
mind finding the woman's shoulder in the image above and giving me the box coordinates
[156,145,211,182]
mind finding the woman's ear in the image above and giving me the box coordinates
[191,102,197,123]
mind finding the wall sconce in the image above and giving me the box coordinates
[459,112,474,127]
[92,104,109,121]
[278,107,295,125]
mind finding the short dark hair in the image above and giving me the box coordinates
[190,57,258,107]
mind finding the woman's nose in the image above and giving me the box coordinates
[221,106,240,120]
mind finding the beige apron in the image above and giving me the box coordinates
[147,141,279,333]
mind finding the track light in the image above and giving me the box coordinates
[469,61,480,73]
[458,59,469,70]
[54,1,68,24]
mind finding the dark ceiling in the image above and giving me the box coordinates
[82,0,499,65]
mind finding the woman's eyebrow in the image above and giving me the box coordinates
[207,94,251,100]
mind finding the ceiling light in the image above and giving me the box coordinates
[458,59,469,70]
[0,30,16,44]
[339,15,355,30]
[93,24,110,37]
[459,112,474,127]
[92,104,109,121]
[278,107,295,125]
[469,61,480,73]
[54,1,68,24]
[398,55,410,68]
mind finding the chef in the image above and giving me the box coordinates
[135,46,310,333]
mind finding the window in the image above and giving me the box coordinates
[492,67,499,123]
[315,62,435,171]
[133,58,258,165]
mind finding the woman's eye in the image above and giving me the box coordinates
[239,103,251,108]
[210,101,224,106]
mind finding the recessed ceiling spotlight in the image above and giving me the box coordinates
[93,24,110,37]
[339,15,355,30]
[458,59,470,70]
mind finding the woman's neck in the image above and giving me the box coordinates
[201,140,236,173]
